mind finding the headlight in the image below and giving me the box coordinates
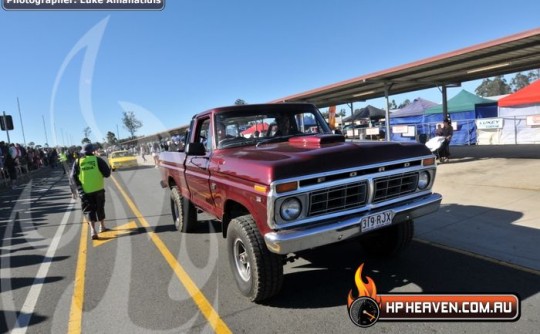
[418,171,430,190]
[280,198,302,221]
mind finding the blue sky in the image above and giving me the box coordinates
[1,0,539,146]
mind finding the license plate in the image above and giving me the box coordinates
[361,210,394,232]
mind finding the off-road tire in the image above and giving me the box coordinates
[227,215,284,302]
[360,220,414,257]
[170,187,197,232]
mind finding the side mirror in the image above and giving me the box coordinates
[333,129,342,135]
[185,142,206,156]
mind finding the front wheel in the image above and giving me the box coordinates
[170,187,197,232]
[227,215,283,302]
[359,220,414,257]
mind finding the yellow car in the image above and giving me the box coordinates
[108,150,138,171]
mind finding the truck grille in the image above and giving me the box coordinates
[373,172,418,203]
[309,182,367,216]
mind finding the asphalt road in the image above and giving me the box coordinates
[1,146,539,333]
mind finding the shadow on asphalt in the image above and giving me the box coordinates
[0,310,47,333]
[266,239,540,309]
[449,144,540,160]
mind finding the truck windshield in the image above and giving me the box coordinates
[215,107,332,149]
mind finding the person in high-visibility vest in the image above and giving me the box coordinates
[71,143,111,240]
[59,149,69,175]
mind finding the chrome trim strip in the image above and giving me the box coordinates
[264,193,442,255]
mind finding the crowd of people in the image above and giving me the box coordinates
[0,141,81,190]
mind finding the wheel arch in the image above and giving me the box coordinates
[222,199,250,238]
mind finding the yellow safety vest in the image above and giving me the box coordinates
[78,156,104,193]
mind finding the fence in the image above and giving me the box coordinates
[390,114,540,145]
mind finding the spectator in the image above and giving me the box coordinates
[439,119,454,162]
[151,142,161,168]
[435,124,443,137]
[5,143,18,189]
[140,145,147,162]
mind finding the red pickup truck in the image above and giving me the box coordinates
[159,103,441,302]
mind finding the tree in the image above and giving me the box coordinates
[81,137,91,144]
[106,131,118,145]
[234,99,247,105]
[527,69,539,82]
[389,99,398,110]
[509,70,540,92]
[339,109,347,117]
[83,126,92,140]
[398,99,411,109]
[510,72,530,92]
[122,111,143,139]
[475,75,511,97]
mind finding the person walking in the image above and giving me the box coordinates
[140,145,147,162]
[440,119,454,162]
[71,143,111,240]
[59,149,69,174]
[151,142,161,168]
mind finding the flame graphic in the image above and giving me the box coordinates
[347,263,381,308]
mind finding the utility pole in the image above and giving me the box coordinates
[17,98,26,146]
[42,115,49,146]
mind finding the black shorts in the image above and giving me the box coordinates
[83,189,106,222]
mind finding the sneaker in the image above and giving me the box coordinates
[99,226,109,233]
[91,233,99,240]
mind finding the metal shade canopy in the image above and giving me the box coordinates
[271,27,540,108]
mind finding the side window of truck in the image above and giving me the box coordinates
[196,118,211,151]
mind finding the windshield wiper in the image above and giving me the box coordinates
[256,135,293,147]
[219,137,257,149]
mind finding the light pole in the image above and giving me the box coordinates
[42,115,49,146]
[17,97,26,146]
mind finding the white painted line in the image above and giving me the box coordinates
[10,199,76,334]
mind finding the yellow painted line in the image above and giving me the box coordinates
[93,221,138,247]
[110,175,232,334]
[415,238,540,276]
[68,219,89,334]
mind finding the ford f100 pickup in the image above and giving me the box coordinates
[159,103,442,302]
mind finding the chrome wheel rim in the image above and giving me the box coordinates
[233,238,250,282]
[172,199,180,229]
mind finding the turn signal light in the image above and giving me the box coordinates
[422,157,436,166]
[276,181,298,193]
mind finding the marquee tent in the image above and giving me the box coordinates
[424,90,496,145]
[343,105,386,123]
[497,79,540,144]
[390,98,437,142]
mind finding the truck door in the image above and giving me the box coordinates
[184,117,215,213]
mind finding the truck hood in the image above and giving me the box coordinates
[210,135,433,185]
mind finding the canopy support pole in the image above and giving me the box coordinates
[441,85,449,121]
[384,83,394,141]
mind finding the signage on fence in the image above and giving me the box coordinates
[392,125,409,134]
[526,114,540,127]
[366,127,380,135]
[476,118,503,130]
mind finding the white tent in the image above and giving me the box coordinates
[497,80,540,144]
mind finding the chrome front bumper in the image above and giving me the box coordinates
[264,193,442,255]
